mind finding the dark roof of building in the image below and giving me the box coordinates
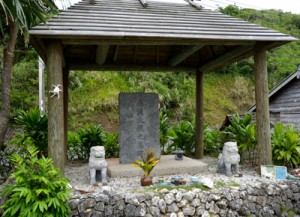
[248,65,300,112]
[29,0,298,72]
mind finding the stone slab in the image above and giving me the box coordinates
[118,93,160,164]
[107,155,208,178]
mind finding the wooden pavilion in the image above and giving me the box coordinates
[29,0,298,173]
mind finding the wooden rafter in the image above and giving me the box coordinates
[168,45,204,66]
[198,46,253,73]
[138,0,148,8]
[184,0,203,10]
[95,45,109,65]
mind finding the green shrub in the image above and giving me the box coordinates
[78,124,106,160]
[67,131,82,160]
[14,109,48,156]
[167,120,195,156]
[160,112,169,154]
[203,124,221,154]
[224,113,257,164]
[271,122,300,168]
[1,146,71,217]
[104,133,119,158]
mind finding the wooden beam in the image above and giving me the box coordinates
[198,45,253,73]
[62,39,255,46]
[168,45,205,66]
[254,42,272,166]
[95,45,109,65]
[47,41,66,174]
[133,46,138,63]
[184,0,203,10]
[138,0,148,7]
[68,63,197,72]
[195,70,204,159]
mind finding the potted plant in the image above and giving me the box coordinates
[132,150,160,186]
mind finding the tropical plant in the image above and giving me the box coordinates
[67,131,82,160]
[13,108,48,156]
[271,122,300,168]
[0,0,61,149]
[160,112,169,154]
[1,146,71,217]
[223,113,257,164]
[203,124,220,154]
[167,120,195,156]
[103,132,119,158]
[77,124,106,160]
[132,149,160,177]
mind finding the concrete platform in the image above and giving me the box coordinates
[107,155,208,178]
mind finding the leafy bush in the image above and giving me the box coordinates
[160,112,169,154]
[271,122,300,168]
[67,131,82,160]
[223,113,257,164]
[77,124,106,160]
[13,109,48,156]
[1,146,71,217]
[167,120,195,156]
[104,133,119,158]
[203,124,221,154]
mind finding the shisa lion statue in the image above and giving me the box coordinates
[217,142,240,177]
[89,146,107,185]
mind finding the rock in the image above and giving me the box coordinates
[201,210,210,217]
[167,203,179,213]
[94,202,105,211]
[78,198,96,213]
[158,199,166,213]
[150,206,160,217]
[177,199,188,208]
[152,196,160,207]
[165,193,175,204]
[170,212,177,217]
[175,191,183,202]
[68,199,80,209]
[95,194,109,203]
[191,198,201,207]
[183,191,196,201]
[125,204,136,216]
[104,205,114,216]
[177,211,184,217]
[135,205,146,216]
[182,205,195,216]
[216,199,228,209]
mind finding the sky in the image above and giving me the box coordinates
[55,0,300,14]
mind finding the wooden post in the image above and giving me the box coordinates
[195,70,204,159]
[47,41,65,173]
[254,42,273,165]
[63,68,69,164]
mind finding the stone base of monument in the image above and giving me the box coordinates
[107,155,207,178]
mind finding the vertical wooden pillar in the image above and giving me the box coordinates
[195,70,204,159]
[63,68,69,164]
[47,41,65,173]
[254,42,273,165]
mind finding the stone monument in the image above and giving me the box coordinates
[217,141,240,176]
[119,93,160,164]
[89,146,107,185]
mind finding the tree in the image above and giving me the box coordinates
[0,0,63,149]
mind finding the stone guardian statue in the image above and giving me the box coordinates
[217,142,240,176]
[89,146,107,185]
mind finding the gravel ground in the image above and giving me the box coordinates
[65,156,274,195]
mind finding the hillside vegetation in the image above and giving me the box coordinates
[5,6,300,132]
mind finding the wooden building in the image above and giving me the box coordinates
[248,65,300,129]
[28,0,298,172]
